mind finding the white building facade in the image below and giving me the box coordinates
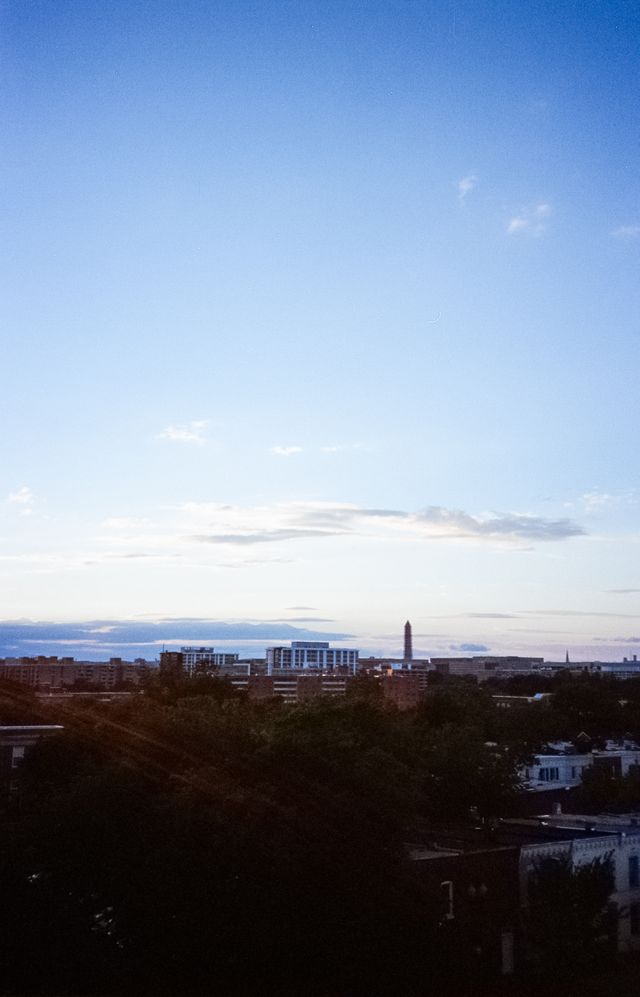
[520,828,640,952]
[521,747,640,792]
[180,647,239,676]
[266,641,359,675]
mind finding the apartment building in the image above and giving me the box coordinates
[180,647,240,676]
[265,641,359,675]
[0,656,152,690]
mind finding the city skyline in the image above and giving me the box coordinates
[2,1,639,661]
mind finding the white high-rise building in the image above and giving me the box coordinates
[180,646,239,676]
[266,641,359,675]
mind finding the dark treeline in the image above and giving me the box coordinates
[0,673,639,994]
[485,670,640,746]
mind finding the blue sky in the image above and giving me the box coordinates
[2,0,639,660]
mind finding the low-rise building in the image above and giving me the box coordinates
[432,656,545,680]
[231,668,426,707]
[521,746,640,792]
[232,671,352,704]
[0,724,64,801]
[411,814,640,962]
[513,814,640,953]
[409,831,520,978]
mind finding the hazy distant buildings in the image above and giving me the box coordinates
[553,657,640,679]
[265,641,359,675]
[431,656,544,680]
[0,656,152,690]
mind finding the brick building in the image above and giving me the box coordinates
[0,656,152,691]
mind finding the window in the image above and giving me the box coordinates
[538,767,560,782]
[440,881,454,921]
[630,903,640,936]
[629,856,639,889]
[11,746,25,769]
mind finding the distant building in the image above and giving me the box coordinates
[232,672,352,704]
[159,651,184,678]
[0,656,152,691]
[431,656,544,680]
[180,647,239,676]
[381,671,422,709]
[559,658,640,679]
[265,641,359,675]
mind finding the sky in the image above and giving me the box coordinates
[1,0,640,661]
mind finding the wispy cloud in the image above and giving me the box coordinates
[577,489,635,514]
[611,225,640,239]
[606,588,640,595]
[507,202,551,236]
[581,490,617,512]
[464,612,518,619]
[449,642,490,653]
[267,617,335,623]
[523,609,635,618]
[412,506,581,542]
[190,528,338,545]
[102,516,155,530]
[36,500,584,577]
[457,174,477,204]
[270,445,303,457]
[181,501,583,547]
[563,488,637,514]
[319,443,369,454]
[157,420,209,445]
[7,486,35,516]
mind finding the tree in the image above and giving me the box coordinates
[524,852,617,979]
[0,696,435,995]
[416,678,495,736]
[418,724,521,819]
